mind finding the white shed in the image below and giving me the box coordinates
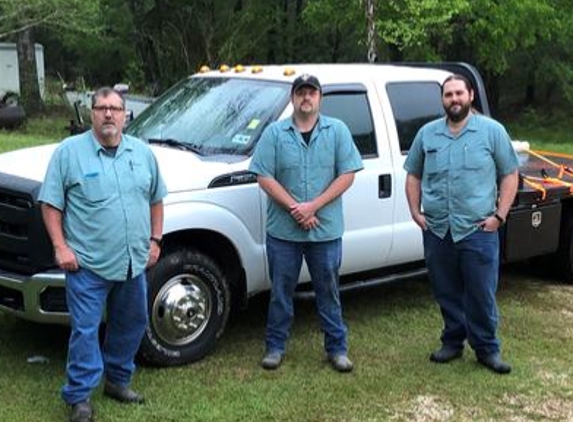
[0,42,45,99]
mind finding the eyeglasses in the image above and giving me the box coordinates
[92,105,125,114]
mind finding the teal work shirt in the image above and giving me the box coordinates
[39,130,168,281]
[249,114,363,242]
[404,114,519,242]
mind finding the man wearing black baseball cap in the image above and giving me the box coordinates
[291,74,322,94]
[250,73,363,373]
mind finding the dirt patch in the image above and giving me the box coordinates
[390,395,455,422]
[502,393,573,421]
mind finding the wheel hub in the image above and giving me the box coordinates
[151,274,212,346]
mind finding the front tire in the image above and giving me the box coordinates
[139,249,231,366]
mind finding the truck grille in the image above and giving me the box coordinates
[0,284,24,311]
[0,172,55,274]
[39,286,68,313]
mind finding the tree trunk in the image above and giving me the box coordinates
[524,68,536,106]
[16,28,43,115]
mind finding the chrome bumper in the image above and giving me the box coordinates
[0,268,68,324]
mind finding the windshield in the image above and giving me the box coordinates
[126,77,291,156]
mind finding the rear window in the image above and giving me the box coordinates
[386,82,444,154]
[321,92,377,158]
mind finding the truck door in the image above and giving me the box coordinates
[320,85,395,273]
[384,80,446,264]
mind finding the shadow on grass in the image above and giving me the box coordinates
[0,314,69,363]
[217,274,436,358]
[0,262,566,369]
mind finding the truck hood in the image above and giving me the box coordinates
[0,144,56,182]
[0,143,247,191]
[151,146,247,191]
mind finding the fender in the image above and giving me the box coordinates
[162,196,268,294]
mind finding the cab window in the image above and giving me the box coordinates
[386,82,444,154]
[321,92,377,158]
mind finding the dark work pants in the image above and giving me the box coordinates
[423,229,501,357]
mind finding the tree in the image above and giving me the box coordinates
[302,0,365,62]
[373,0,471,61]
[0,0,100,115]
[16,28,43,114]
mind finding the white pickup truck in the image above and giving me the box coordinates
[0,63,571,366]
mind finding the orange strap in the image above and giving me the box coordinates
[528,149,573,179]
[532,149,573,160]
[525,175,573,194]
[521,176,547,200]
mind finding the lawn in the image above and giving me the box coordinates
[1,112,573,421]
[0,114,69,153]
[1,267,573,422]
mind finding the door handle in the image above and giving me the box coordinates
[378,174,392,198]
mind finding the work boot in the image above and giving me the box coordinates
[69,400,93,422]
[328,354,354,373]
[261,352,283,370]
[477,353,511,374]
[429,346,463,363]
[103,381,145,404]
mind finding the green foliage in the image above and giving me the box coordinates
[3,0,573,110]
[0,0,101,40]
[504,108,573,153]
[45,0,140,88]
[302,0,365,62]
[465,0,555,74]
[375,0,471,60]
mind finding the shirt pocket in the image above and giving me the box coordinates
[125,161,152,197]
[464,146,490,170]
[424,148,446,174]
[318,146,335,168]
[280,141,300,170]
[80,175,108,202]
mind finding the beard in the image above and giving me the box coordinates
[100,123,119,137]
[296,101,317,117]
[445,102,471,122]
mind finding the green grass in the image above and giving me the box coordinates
[0,114,69,153]
[1,269,573,422]
[504,111,573,154]
[1,110,573,421]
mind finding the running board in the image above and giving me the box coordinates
[293,267,428,300]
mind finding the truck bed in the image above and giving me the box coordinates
[515,150,573,205]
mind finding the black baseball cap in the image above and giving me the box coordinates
[291,74,321,94]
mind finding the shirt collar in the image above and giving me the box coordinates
[436,113,479,138]
[89,130,133,155]
[281,113,332,132]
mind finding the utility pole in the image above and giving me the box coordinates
[366,0,376,63]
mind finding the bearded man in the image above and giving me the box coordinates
[404,74,519,374]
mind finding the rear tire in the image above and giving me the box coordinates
[139,249,231,366]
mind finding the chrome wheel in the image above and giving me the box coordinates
[151,273,212,346]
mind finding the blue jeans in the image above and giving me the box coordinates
[265,235,347,356]
[423,229,501,357]
[62,268,148,405]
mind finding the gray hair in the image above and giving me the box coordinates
[91,87,125,109]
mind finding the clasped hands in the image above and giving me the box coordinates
[290,202,320,230]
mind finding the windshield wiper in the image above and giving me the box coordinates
[148,138,204,155]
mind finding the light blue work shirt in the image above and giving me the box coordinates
[404,114,519,242]
[249,114,363,242]
[39,130,168,281]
